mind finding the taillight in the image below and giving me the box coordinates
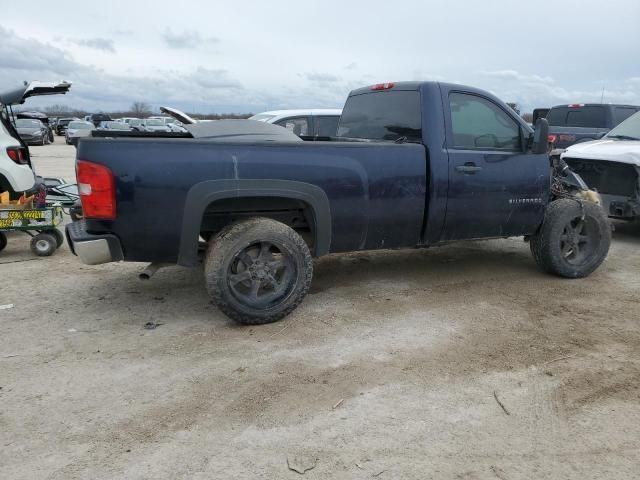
[76,160,116,220]
[567,103,585,108]
[6,147,28,164]
[370,82,395,91]
[547,134,557,144]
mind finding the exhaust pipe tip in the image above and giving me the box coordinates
[138,262,170,281]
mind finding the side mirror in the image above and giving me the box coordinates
[531,118,549,154]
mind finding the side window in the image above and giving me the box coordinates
[275,116,309,136]
[315,116,339,136]
[449,92,521,151]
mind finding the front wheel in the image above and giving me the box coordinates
[530,198,611,278]
[205,218,313,325]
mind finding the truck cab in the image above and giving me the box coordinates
[337,82,550,243]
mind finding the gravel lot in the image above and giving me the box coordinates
[1,141,639,479]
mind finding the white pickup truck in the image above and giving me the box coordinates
[0,81,71,197]
[562,111,640,219]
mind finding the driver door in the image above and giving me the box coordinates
[441,91,548,240]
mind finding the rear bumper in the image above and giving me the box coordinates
[65,220,124,265]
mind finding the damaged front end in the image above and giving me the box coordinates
[562,157,640,219]
[551,157,603,206]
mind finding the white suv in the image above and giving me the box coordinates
[249,109,342,137]
[0,81,71,196]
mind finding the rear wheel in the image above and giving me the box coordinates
[205,218,313,325]
[530,198,611,278]
[0,232,7,252]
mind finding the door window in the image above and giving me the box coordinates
[275,116,309,136]
[449,93,521,150]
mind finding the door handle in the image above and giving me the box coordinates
[455,163,482,174]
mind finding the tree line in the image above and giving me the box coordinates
[32,102,252,120]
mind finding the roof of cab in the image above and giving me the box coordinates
[253,109,342,118]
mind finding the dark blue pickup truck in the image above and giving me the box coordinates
[66,81,611,324]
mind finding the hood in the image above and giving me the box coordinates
[160,106,196,124]
[0,81,72,106]
[561,138,640,166]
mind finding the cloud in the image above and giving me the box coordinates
[73,37,116,53]
[305,73,340,83]
[479,69,554,85]
[161,28,219,49]
[0,25,251,113]
[475,69,640,112]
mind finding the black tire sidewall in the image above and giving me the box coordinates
[205,219,313,324]
[0,232,7,252]
[534,199,610,278]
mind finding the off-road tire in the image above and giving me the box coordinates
[30,233,57,257]
[530,198,610,278]
[205,218,313,325]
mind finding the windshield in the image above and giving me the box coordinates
[15,119,42,128]
[145,119,163,126]
[606,111,640,140]
[249,114,277,122]
[337,90,422,142]
[68,121,92,129]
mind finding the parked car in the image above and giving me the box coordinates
[546,103,640,151]
[561,111,640,220]
[14,119,50,146]
[142,118,172,133]
[90,113,112,128]
[65,120,95,145]
[97,121,131,131]
[66,81,610,325]
[17,111,55,143]
[155,116,187,132]
[0,81,71,198]
[56,117,77,135]
[249,109,342,137]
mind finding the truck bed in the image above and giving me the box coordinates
[77,137,428,265]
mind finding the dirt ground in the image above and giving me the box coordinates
[1,141,639,479]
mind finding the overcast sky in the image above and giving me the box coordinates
[1,0,639,114]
